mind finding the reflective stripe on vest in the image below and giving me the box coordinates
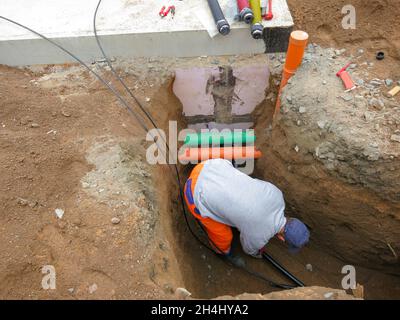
[185,178,201,215]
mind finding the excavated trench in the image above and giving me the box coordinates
[150,54,400,300]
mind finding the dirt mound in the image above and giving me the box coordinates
[260,46,400,272]
[0,64,181,299]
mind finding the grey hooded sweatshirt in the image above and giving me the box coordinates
[193,159,286,256]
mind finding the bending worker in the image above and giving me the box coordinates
[184,159,310,258]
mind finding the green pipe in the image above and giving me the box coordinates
[249,0,263,39]
[184,131,256,146]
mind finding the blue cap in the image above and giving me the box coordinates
[284,218,310,253]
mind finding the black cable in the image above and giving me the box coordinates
[236,265,296,290]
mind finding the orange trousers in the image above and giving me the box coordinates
[184,163,233,255]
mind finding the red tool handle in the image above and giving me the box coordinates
[336,62,356,91]
[336,62,351,77]
[339,71,356,91]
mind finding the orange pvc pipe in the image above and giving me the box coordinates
[275,30,309,115]
[178,146,262,162]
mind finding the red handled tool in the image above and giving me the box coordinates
[159,6,166,17]
[336,63,356,91]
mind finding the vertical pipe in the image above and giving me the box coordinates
[237,0,254,24]
[275,30,309,115]
[207,0,230,35]
[249,0,263,39]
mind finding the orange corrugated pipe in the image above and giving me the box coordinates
[178,146,262,162]
[274,30,309,116]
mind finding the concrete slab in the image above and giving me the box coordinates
[0,0,293,65]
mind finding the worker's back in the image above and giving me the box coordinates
[194,159,286,256]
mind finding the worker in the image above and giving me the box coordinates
[184,159,309,260]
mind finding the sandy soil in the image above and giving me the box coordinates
[0,64,183,299]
